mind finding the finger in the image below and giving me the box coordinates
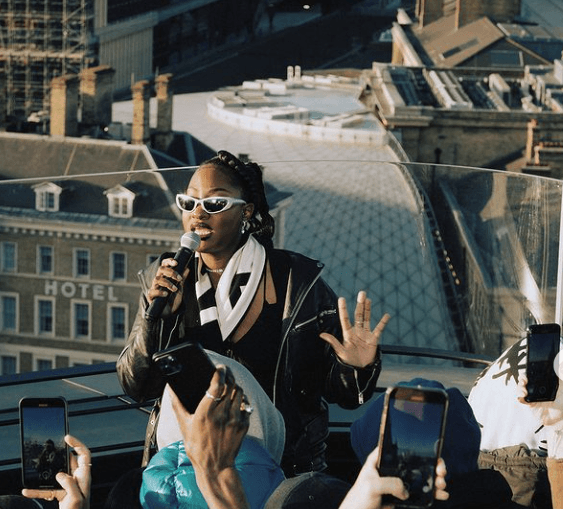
[233,389,251,430]
[230,386,244,416]
[56,471,83,501]
[158,260,183,281]
[337,297,352,331]
[365,446,380,467]
[371,313,391,337]
[319,332,344,356]
[153,273,180,293]
[436,457,447,477]
[364,297,372,328]
[223,366,236,396]
[379,476,409,500]
[516,376,528,403]
[22,488,65,501]
[66,435,91,468]
[434,458,449,500]
[435,488,450,501]
[354,291,367,328]
[207,365,228,401]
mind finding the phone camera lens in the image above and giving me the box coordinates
[160,354,181,375]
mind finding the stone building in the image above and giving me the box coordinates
[359,59,563,167]
[391,0,552,70]
[0,68,290,375]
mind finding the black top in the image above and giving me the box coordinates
[199,251,290,399]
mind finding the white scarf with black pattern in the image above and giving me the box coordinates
[195,236,266,340]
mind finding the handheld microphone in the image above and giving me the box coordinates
[145,232,201,321]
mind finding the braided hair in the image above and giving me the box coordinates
[200,150,275,249]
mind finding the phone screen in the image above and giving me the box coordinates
[20,397,69,489]
[526,324,561,402]
[378,387,448,508]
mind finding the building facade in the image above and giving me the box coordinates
[359,59,563,167]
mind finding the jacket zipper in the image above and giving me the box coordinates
[292,308,337,332]
[272,269,322,406]
[353,362,378,405]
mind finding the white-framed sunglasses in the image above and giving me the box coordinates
[175,194,246,214]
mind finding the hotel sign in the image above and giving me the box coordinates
[44,281,119,301]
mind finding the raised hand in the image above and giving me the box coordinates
[321,291,390,368]
[22,434,91,509]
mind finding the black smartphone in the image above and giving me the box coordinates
[19,397,69,489]
[525,323,561,402]
[377,386,449,508]
[152,341,217,413]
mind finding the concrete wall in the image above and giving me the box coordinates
[396,110,563,167]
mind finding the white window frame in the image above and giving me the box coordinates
[33,182,62,212]
[72,300,92,340]
[1,241,17,273]
[73,248,90,278]
[35,296,55,337]
[105,185,134,218]
[37,244,54,275]
[110,251,127,281]
[0,292,19,332]
[107,303,128,342]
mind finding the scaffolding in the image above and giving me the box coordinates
[0,0,95,120]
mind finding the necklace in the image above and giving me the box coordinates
[207,267,225,274]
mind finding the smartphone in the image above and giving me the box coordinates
[525,323,561,402]
[19,397,69,489]
[376,386,449,508]
[152,341,217,413]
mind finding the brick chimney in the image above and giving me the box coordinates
[417,0,443,27]
[131,79,151,145]
[50,74,79,137]
[80,65,115,128]
[154,73,174,152]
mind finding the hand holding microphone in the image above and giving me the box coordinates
[145,232,201,321]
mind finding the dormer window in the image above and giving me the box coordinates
[33,182,62,212]
[104,185,135,218]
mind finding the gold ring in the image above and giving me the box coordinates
[46,490,55,501]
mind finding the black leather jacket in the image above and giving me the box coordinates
[117,249,381,475]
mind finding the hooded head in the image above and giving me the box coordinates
[157,349,286,464]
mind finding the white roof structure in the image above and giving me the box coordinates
[113,76,458,359]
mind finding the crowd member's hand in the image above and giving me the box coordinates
[340,447,448,509]
[22,434,91,509]
[517,376,563,427]
[320,290,391,368]
[517,375,563,458]
[170,365,250,473]
[169,365,251,509]
[147,258,188,314]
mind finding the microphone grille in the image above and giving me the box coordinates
[180,232,201,250]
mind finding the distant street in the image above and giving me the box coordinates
[146,9,393,96]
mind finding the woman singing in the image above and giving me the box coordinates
[117,150,390,476]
